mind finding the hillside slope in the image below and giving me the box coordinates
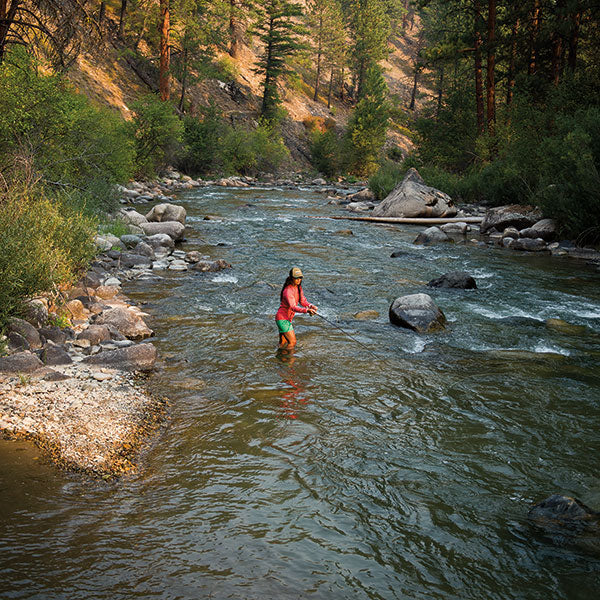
[66,13,429,172]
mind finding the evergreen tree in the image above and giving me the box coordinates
[344,63,389,174]
[252,0,307,123]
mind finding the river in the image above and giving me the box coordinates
[1,185,599,599]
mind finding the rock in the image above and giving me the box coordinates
[427,271,477,289]
[312,177,327,186]
[120,234,143,249]
[389,293,447,333]
[414,226,450,245]
[95,307,153,340]
[185,251,202,263]
[82,343,158,371]
[372,168,457,218]
[480,204,543,235]
[334,229,353,236]
[133,241,155,258]
[119,252,153,269]
[191,259,232,272]
[354,310,380,320]
[94,285,120,300]
[145,203,187,225]
[64,299,87,321]
[41,345,73,365]
[348,188,376,202]
[528,494,599,525]
[545,318,587,335]
[146,233,175,251]
[72,338,91,349]
[510,238,549,252]
[168,260,188,271]
[140,221,185,241]
[104,277,121,287]
[347,201,374,212]
[530,218,557,241]
[22,299,48,328]
[78,325,112,345]
[0,351,44,373]
[118,208,148,227]
[502,226,520,239]
[440,222,469,235]
[7,318,42,349]
[7,332,30,352]
[390,250,411,258]
[80,271,103,289]
[38,326,70,345]
[94,235,113,252]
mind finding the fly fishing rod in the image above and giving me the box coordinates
[313,312,382,361]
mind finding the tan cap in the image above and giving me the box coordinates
[290,267,303,278]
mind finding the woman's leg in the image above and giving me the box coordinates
[282,329,297,348]
[278,333,287,348]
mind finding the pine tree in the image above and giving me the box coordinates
[344,63,389,174]
[252,0,307,123]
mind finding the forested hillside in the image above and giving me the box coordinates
[1,0,599,330]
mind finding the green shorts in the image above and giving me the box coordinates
[276,319,294,334]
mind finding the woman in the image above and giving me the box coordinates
[276,267,318,348]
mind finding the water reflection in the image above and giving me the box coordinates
[275,350,311,420]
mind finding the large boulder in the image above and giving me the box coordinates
[389,293,447,333]
[0,351,44,373]
[146,233,175,251]
[77,324,112,345]
[146,203,187,225]
[41,345,73,366]
[140,221,185,241]
[427,272,477,289]
[480,205,543,235]
[528,494,599,531]
[7,318,42,349]
[94,307,153,340]
[414,226,450,245]
[508,238,549,252]
[520,218,557,241]
[22,299,48,328]
[118,208,148,227]
[82,343,157,371]
[372,168,457,218]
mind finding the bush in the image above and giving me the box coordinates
[130,94,183,178]
[310,129,343,178]
[0,186,96,330]
[368,161,405,200]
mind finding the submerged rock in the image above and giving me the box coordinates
[389,293,447,333]
[414,226,450,246]
[427,272,477,289]
[372,168,456,218]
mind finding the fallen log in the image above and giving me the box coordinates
[325,215,484,225]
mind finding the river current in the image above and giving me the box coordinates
[1,186,600,599]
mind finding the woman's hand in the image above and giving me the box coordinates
[308,305,318,316]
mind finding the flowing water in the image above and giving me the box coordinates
[1,186,600,599]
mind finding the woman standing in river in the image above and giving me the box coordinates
[276,267,318,348]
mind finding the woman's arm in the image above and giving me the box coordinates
[284,286,308,313]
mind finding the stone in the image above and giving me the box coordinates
[7,318,42,349]
[146,233,175,251]
[440,222,469,235]
[140,221,185,241]
[502,226,520,239]
[82,343,158,371]
[119,252,153,269]
[191,259,232,272]
[41,345,73,365]
[510,238,549,252]
[185,251,202,263]
[312,177,327,186]
[94,285,120,300]
[389,293,447,333]
[118,208,148,227]
[354,310,380,320]
[168,260,188,271]
[414,226,450,245]
[334,229,353,236]
[348,188,376,202]
[80,271,103,289]
[94,235,112,252]
[347,201,373,212]
[38,326,70,345]
[64,299,87,321]
[95,307,153,340]
[72,338,91,349]
[78,325,112,345]
[0,351,44,373]
[528,494,599,524]
[133,241,155,258]
[22,299,48,328]
[104,277,121,287]
[480,205,543,235]
[7,332,30,352]
[145,203,187,225]
[372,168,457,218]
[545,318,587,335]
[530,218,557,241]
[427,271,477,289]
[120,234,143,248]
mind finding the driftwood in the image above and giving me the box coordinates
[325,215,484,225]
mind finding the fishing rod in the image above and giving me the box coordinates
[313,312,382,362]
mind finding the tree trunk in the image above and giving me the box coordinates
[99,1,105,27]
[528,0,541,75]
[436,66,444,119]
[179,46,188,113]
[119,0,127,38]
[401,0,409,29]
[339,66,345,101]
[474,0,485,135]
[159,0,170,101]
[506,17,519,105]
[229,0,244,59]
[409,67,418,111]
[567,11,581,72]
[0,0,20,63]
[486,0,496,133]
[327,67,334,108]
[313,14,323,101]
[551,0,565,85]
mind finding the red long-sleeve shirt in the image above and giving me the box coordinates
[276,285,313,322]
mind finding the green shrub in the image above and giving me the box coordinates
[130,94,183,178]
[310,129,343,178]
[368,160,405,200]
[0,187,96,330]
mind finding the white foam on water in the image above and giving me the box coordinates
[467,304,544,321]
[404,338,428,354]
[211,275,238,284]
[533,341,570,356]
[195,304,213,312]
